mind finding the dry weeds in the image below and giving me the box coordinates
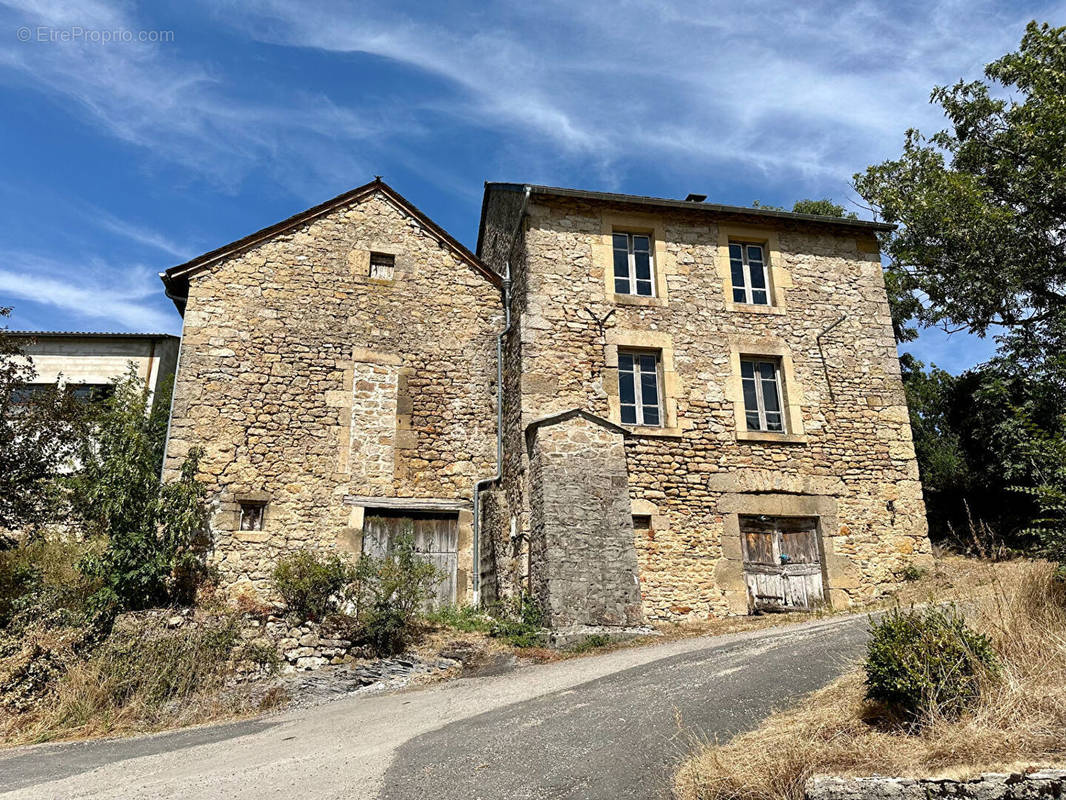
[674,559,1066,800]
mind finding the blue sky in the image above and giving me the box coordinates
[1,1,1059,374]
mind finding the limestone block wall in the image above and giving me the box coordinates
[479,190,930,621]
[527,411,643,629]
[165,190,501,598]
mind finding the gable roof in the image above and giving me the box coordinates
[161,178,501,314]
[477,182,893,254]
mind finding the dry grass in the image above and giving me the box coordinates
[674,559,1066,800]
[0,612,284,746]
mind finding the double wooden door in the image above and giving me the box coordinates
[362,511,458,607]
[741,515,825,612]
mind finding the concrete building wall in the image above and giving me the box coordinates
[14,334,179,397]
[164,189,502,599]
[479,190,931,622]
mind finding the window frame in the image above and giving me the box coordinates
[729,241,772,306]
[617,348,663,427]
[239,501,266,532]
[740,357,787,433]
[369,251,396,280]
[612,231,656,297]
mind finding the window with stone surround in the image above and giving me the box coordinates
[729,242,771,305]
[369,252,395,280]
[618,349,662,426]
[612,232,655,296]
[741,357,786,433]
[239,501,266,531]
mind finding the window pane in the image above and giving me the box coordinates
[613,233,629,250]
[615,278,631,294]
[746,245,764,263]
[634,251,651,280]
[633,235,650,253]
[640,370,659,406]
[733,287,747,303]
[729,243,742,260]
[761,377,781,414]
[757,361,776,381]
[740,360,755,380]
[620,404,637,425]
[730,259,745,288]
[619,353,634,371]
[618,367,636,404]
[749,262,767,289]
[642,405,660,426]
[751,289,768,305]
[765,411,784,432]
[636,280,653,296]
[613,247,629,279]
[746,410,762,430]
[742,376,759,416]
[638,354,658,373]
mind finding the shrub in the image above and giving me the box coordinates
[900,563,926,582]
[271,550,355,622]
[423,603,495,634]
[350,536,441,656]
[488,593,546,648]
[566,633,613,653]
[69,371,210,614]
[864,606,998,723]
[0,539,101,630]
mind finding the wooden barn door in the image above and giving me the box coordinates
[362,511,458,608]
[740,516,825,612]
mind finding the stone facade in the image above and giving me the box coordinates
[163,178,930,626]
[477,185,931,622]
[526,410,643,629]
[163,181,501,601]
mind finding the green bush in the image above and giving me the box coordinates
[488,593,546,648]
[423,603,495,633]
[0,539,101,630]
[900,563,926,582]
[566,633,613,653]
[864,606,998,723]
[271,550,355,622]
[350,536,441,656]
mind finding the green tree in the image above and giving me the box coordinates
[0,309,86,533]
[855,22,1066,344]
[71,369,208,612]
[790,198,858,219]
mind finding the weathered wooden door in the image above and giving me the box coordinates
[740,515,825,612]
[362,511,458,607]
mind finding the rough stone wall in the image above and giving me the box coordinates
[165,190,501,599]
[805,770,1066,799]
[527,413,643,628]
[480,193,930,621]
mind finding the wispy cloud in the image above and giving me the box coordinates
[0,252,175,332]
[84,207,195,261]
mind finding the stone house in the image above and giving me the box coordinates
[162,178,930,626]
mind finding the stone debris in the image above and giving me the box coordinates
[276,655,460,709]
[805,770,1066,799]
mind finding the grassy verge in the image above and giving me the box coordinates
[674,559,1066,800]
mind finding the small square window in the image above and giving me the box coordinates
[369,252,395,280]
[618,349,662,426]
[729,241,771,305]
[612,232,655,297]
[239,502,266,531]
[740,357,786,433]
[632,514,653,530]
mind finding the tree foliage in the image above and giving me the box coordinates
[855,22,1066,344]
[69,369,208,612]
[0,310,85,532]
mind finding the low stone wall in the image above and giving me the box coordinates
[806,770,1066,799]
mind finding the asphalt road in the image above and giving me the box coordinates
[0,613,872,800]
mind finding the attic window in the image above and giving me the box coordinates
[369,252,395,280]
[632,514,653,530]
[239,501,266,532]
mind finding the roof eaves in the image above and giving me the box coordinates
[516,184,895,232]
